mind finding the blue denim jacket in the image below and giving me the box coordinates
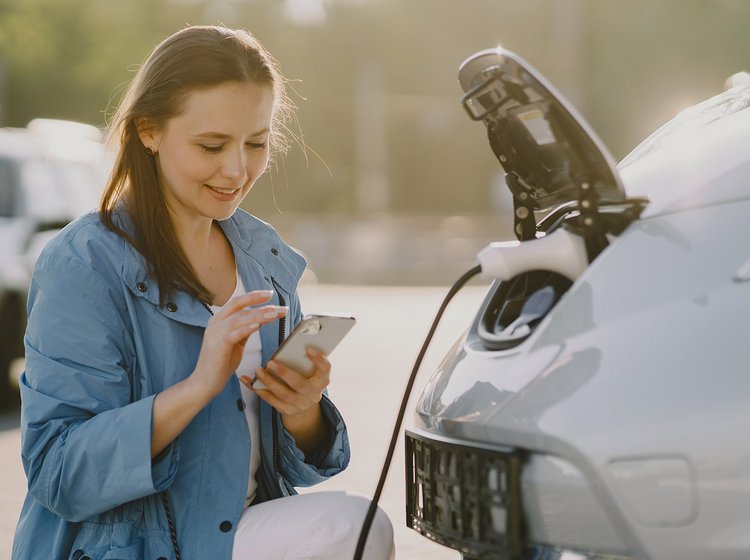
[12,209,350,559]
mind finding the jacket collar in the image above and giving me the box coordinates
[119,209,305,328]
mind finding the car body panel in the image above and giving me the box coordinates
[619,85,750,218]
[416,198,750,560]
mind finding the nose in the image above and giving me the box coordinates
[221,147,249,185]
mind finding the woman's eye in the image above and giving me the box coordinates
[246,142,267,151]
[200,144,223,154]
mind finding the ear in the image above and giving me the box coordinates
[135,117,162,152]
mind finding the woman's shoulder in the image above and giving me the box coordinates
[226,209,297,253]
[26,212,135,323]
[35,211,129,279]
[225,209,308,286]
[229,209,283,238]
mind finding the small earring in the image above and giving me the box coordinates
[145,146,155,156]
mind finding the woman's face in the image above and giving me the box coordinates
[143,81,274,225]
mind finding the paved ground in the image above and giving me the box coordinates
[270,213,513,286]
[0,282,490,558]
[0,412,22,559]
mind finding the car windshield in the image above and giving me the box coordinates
[618,85,750,170]
[20,158,102,221]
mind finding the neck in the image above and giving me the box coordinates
[168,209,216,253]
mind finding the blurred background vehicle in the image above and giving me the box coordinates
[0,119,110,409]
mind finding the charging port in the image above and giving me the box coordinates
[477,271,572,350]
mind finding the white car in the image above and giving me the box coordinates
[0,120,109,408]
[405,48,750,559]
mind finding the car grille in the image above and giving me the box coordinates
[405,430,526,559]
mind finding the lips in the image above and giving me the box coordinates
[205,184,241,195]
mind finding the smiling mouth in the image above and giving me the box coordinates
[205,184,241,195]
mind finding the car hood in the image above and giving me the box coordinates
[617,83,750,218]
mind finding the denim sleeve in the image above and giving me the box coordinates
[273,277,350,486]
[20,253,178,523]
[277,393,350,487]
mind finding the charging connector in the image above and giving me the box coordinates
[477,227,588,282]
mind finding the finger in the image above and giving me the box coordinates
[218,290,275,316]
[266,360,308,392]
[257,305,289,323]
[301,351,331,392]
[227,322,260,346]
[268,360,328,401]
[304,347,332,375]
[255,367,307,406]
[239,375,255,389]
[223,306,288,332]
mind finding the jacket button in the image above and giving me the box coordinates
[136,282,147,292]
[72,551,84,560]
[156,557,168,560]
[220,520,233,532]
[166,302,178,312]
[236,398,245,411]
[271,247,279,256]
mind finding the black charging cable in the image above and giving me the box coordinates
[353,264,483,560]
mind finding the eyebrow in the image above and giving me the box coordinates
[192,127,270,140]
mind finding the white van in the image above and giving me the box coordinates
[0,120,109,409]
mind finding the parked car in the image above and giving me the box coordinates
[405,48,750,559]
[0,119,109,409]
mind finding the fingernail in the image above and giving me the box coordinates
[266,360,279,371]
[246,322,260,331]
[257,290,274,297]
[262,306,288,319]
[306,347,320,356]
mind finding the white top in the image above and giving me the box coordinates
[209,271,263,506]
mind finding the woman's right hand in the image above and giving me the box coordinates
[190,290,287,398]
[152,291,286,457]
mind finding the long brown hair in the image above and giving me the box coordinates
[101,25,292,305]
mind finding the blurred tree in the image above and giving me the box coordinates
[1,0,750,217]
[0,0,208,126]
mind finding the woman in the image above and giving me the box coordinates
[13,25,394,560]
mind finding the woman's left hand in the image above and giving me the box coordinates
[240,347,330,454]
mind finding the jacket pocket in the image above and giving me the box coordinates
[68,521,164,560]
[68,542,142,560]
[100,541,143,559]
[70,538,173,560]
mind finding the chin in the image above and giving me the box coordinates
[213,208,239,221]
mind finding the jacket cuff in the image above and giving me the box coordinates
[278,394,350,486]
[149,396,180,491]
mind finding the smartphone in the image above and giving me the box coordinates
[252,314,356,389]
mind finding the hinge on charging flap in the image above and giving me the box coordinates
[576,181,608,262]
[506,173,537,242]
